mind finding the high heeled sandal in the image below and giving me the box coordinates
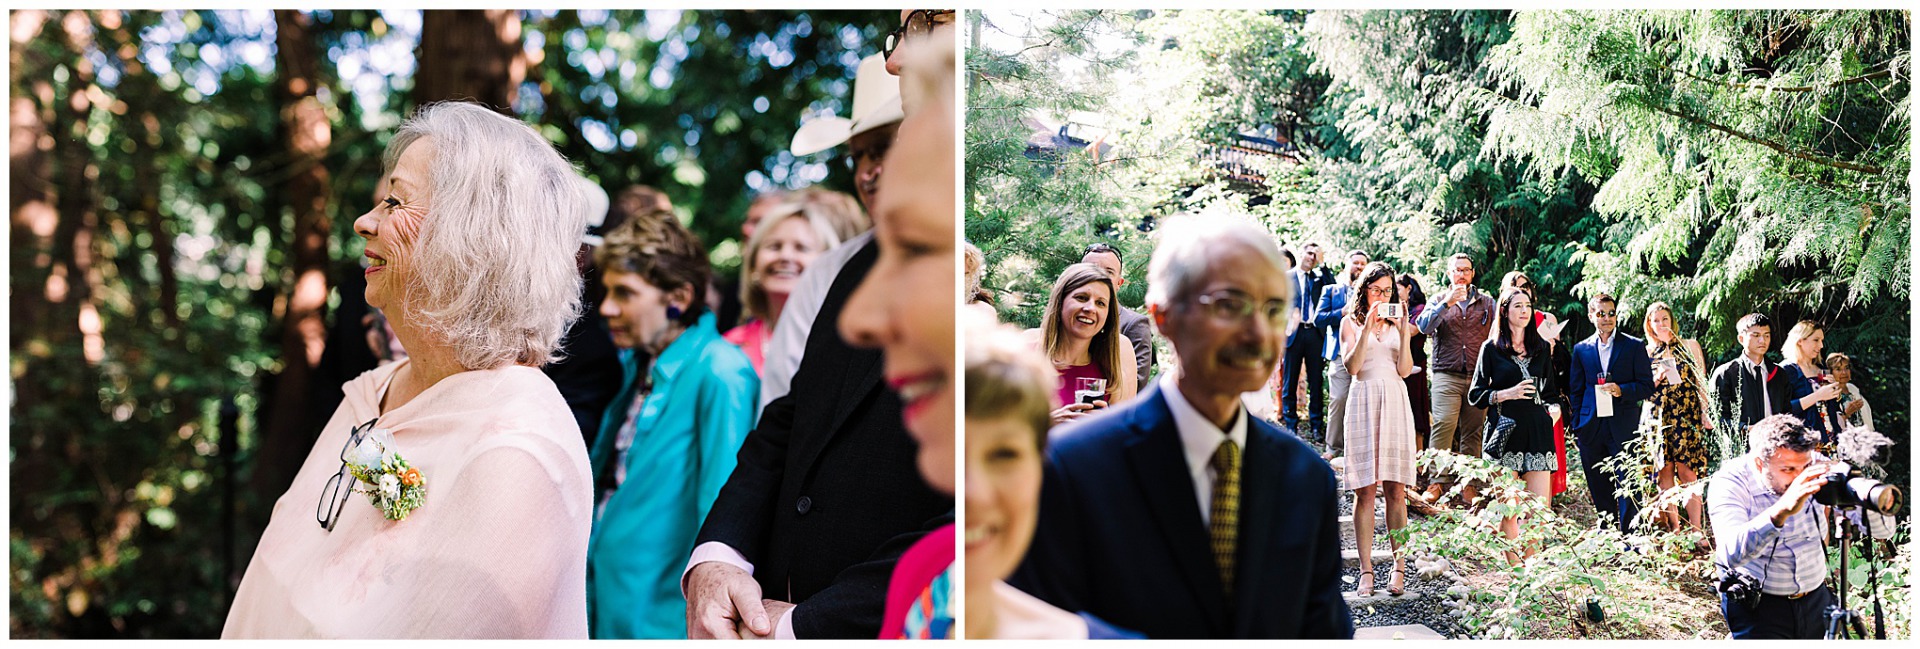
[1388,558,1407,596]
[1355,571,1375,597]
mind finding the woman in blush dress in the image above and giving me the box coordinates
[1340,262,1418,597]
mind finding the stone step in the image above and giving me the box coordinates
[1354,623,1447,640]
[1340,547,1392,566]
[1343,587,1424,609]
[1336,513,1388,525]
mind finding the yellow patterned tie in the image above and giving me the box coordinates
[1210,439,1241,596]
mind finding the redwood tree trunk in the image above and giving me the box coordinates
[251,9,334,504]
[413,10,526,112]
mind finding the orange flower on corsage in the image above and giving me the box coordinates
[344,428,427,521]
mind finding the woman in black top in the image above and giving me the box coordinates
[1467,287,1561,564]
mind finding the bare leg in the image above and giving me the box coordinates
[1522,470,1552,560]
[1385,481,1407,594]
[1355,482,1377,594]
[1499,471,1521,565]
[1676,463,1705,542]
[1657,463,1679,531]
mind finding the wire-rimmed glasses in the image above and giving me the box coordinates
[316,418,379,532]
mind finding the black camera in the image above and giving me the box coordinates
[1718,570,1761,609]
[1814,469,1902,514]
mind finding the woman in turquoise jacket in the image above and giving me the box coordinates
[586,209,760,638]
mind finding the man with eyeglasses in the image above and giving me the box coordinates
[1568,293,1654,533]
[1082,242,1156,391]
[1012,215,1353,639]
[1415,253,1494,506]
[884,10,956,77]
[680,16,948,639]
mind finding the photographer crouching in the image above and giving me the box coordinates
[1707,415,1899,639]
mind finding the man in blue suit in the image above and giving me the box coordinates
[1313,250,1369,458]
[1567,293,1655,533]
[1012,216,1353,639]
[1280,242,1335,441]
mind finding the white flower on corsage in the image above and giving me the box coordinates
[345,428,427,521]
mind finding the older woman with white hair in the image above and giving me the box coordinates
[725,190,864,374]
[223,101,594,639]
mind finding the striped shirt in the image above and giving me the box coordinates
[1707,453,1834,596]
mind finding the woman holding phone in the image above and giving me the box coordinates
[1340,261,1417,596]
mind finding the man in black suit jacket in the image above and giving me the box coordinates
[1709,313,1797,460]
[681,239,951,639]
[1280,242,1336,441]
[1012,216,1353,639]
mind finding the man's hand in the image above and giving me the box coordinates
[1599,382,1623,398]
[1448,284,1469,306]
[736,600,795,639]
[685,561,769,639]
[1768,464,1833,528]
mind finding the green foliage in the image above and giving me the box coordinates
[1412,450,1724,639]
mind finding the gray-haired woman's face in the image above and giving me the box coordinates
[354,140,435,311]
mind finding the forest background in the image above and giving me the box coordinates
[965,9,1909,639]
[967,8,1908,483]
[9,8,895,638]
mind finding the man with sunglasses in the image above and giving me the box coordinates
[1013,215,1352,639]
[1568,293,1654,533]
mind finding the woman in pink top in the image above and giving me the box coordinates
[222,102,593,638]
[723,190,864,373]
[1032,263,1138,428]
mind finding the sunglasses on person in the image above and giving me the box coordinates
[316,418,379,532]
[884,10,956,60]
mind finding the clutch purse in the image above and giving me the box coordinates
[1485,408,1517,457]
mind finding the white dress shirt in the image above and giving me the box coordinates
[1596,330,1615,375]
[1158,374,1249,526]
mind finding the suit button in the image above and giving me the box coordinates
[796,496,813,515]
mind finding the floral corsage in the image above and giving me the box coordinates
[344,427,427,521]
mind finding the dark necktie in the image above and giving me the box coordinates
[1209,439,1241,596]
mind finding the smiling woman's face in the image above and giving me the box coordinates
[354,140,435,311]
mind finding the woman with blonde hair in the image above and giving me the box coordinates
[1642,302,1711,540]
[1780,320,1845,446]
[726,191,863,374]
[1033,263,1137,427]
[225,101,593,638]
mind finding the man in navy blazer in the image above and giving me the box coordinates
[1280,242,1335,441]
[1312,250,1368,457]
[1012,216,1353,639]
[1567,293,1655,533]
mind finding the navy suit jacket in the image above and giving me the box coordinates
[1567,332,1655,434]
[1010,383,1354,639]
[1287,268,1335,348]
[1312,284,1351,361]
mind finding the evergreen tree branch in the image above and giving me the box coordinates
[1641,103,1888,175]
[1664,63,1894,94]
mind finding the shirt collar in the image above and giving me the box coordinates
[1159,373,1248,476]
[651,311,719,385]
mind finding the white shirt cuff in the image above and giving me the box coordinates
[681,541,755,597]
[775,604,799,639]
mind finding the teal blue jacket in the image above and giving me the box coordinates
[587,313,759,638]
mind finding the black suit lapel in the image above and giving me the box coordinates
[792,240,886,478]
[1122,391,1230,634]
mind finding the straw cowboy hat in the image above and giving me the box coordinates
[790,53,904,156]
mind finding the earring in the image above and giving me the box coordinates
[666,305,683,321]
